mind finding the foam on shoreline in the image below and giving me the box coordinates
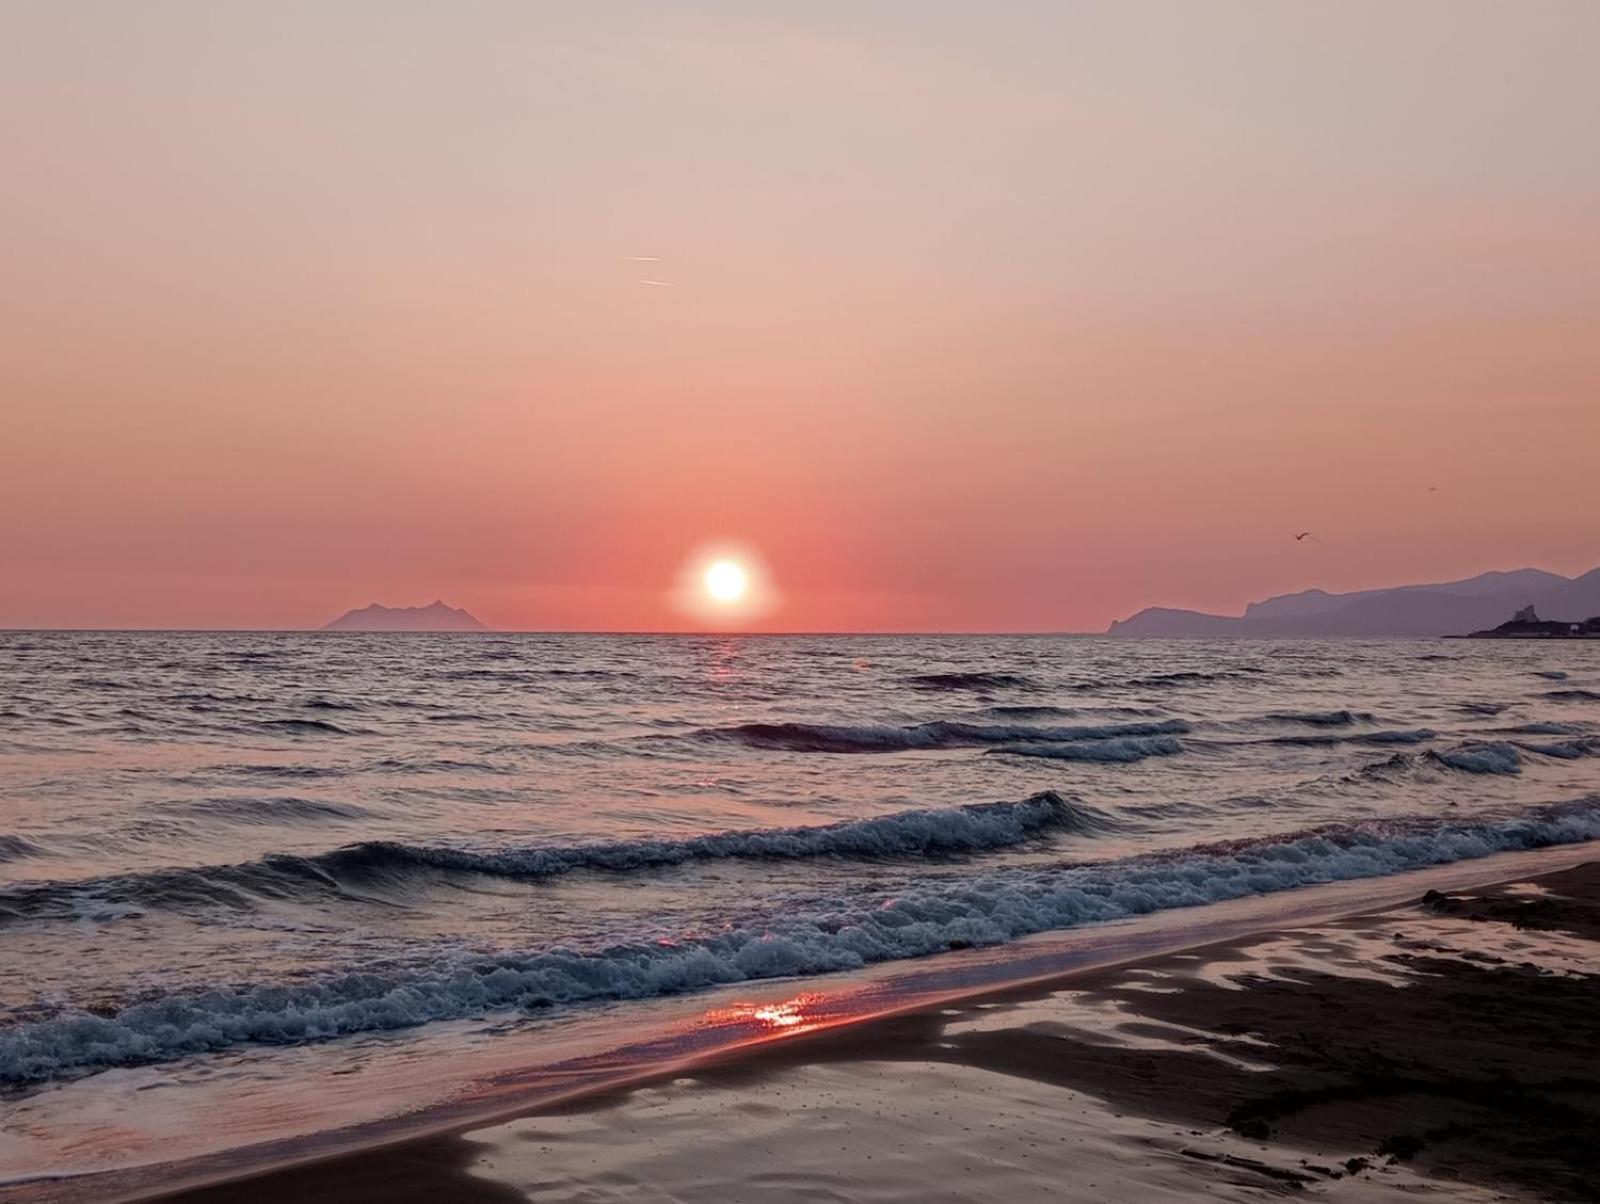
[5,797,1597,1085]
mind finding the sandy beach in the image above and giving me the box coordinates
[83,858,1590,1204]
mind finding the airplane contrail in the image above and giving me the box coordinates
[627,256,662,262]
[640,279,673,287]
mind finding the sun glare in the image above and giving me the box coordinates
[672,543,774,626]
[705,560,748,603]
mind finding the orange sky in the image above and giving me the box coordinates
[3,2,1597,631]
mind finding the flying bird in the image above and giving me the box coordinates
[1293,531,1318,542]
[639,279,673,287]
[627,256,662,262]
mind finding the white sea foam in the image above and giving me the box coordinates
[4,797,1596,1084]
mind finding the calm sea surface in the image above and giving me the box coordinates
[2,631,1598,1116]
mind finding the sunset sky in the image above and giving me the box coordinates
[3,2,1597,631]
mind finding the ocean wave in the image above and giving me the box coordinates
[1120,794,1279,820]
[1360,752,1415,776]
[440,668,543,682]
[907,672,1033,692]
[989,735,1183,763]
[1499,722,1584,736]
[367,757,510,776]
[0,834,46,863]
[442,667,628,682]
[1266,728,1436,748]
[1105,670,1249,690]
[204,763,347,782]
[1429,742,1522,775]
[0,793,1111,924]
[696,718,1189,754]
[1543,689,1600,703]
[1361,728,1439,744]
[988,704,1166,720]
[148,797,372,825]
[1534,670,1569,681]
[4,797,1597,1084]
[255,718,357,736]
[1267,709,1367,727]
[1516,738,1600,761]
[168,691,273,708]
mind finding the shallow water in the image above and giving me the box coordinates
[1,631,1598,1093]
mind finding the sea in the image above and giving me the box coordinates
[2,631,1599,1183]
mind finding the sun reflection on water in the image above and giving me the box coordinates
[701,993,828,1036]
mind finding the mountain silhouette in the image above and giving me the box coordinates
[1108,566,1600,637]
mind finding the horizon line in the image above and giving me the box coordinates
[0,626,1103,637]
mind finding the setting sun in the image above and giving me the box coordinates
[671,543,775,627]
[704,560,748,603]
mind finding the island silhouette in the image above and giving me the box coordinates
[321,601,488,632]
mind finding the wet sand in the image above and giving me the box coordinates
[129,861,1600,1203]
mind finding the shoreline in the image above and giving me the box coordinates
[186,857,1600,1202]
[8,839,1597,1204]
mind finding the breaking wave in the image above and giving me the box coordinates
[0,793,1113,924]
[4,797,1597,1084]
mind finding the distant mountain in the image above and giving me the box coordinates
[1107,566,1600,638]
[321,601,488,632]
[1538,567,1600,620]
[1241,568,1569,623]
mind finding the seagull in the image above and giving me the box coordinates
[1293,531,1318,542]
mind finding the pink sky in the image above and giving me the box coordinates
[3,2,1597,631]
